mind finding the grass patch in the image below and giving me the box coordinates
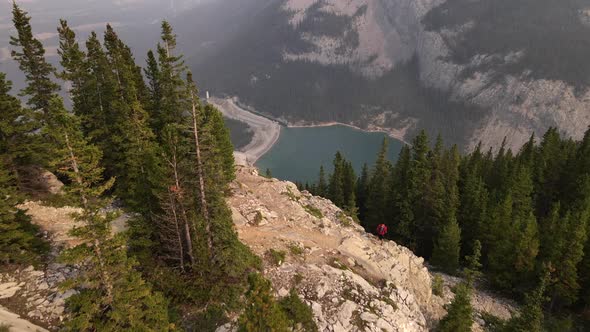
[288,244,304,256]
[432,275,444,297]
[0,324,10,332]
[281,187,300,201]
[293,273,304,285]
[337,212,352,227]
[267,249,286,266]
[329,258,349,271]
[304,205,323,219]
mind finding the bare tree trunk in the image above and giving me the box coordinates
[166,191,185,272]
[189,89,214,256]
[93,239,114,304]
[64,133,87,208]
[170,148,195,266]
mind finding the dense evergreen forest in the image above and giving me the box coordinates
[1,3,315,331]
[301,127,590,330]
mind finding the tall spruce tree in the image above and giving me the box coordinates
[437,282,473,332]
[317,166,328,197]
[0,158,46,265]
[0,72,42,187]
[328,152,345,207]
[57,20,90,119]
[389,145,413,245]
[364,139,392,232]
[356,163,369,221]
[503,269,550,332]
[10,3,60,118]
[44,96,170,330]
[408,131,431,255]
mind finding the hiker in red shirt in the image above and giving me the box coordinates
[376,223,388,240]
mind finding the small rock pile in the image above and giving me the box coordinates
[0,262,77,330]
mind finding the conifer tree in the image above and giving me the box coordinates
[0,72,41,186]
[81,32,116,146]
[356,163,369,221]
[342,160,357,215]
[389,145,413,245]
[144,50,162,131]
[10,3,60,118]
[503,269,550,332]
[431,217,461,273]
[103,25,162,213]
[57,20,90,118]
[153,21,186,135]
[364,139,391,231]
[408,131,432,255]
[328,152,345,207]
[437,283,473,332]
[0,159,46,265]
[463,240,482,286]
[317,166,328,197]
[44,96,170,330]
[238,274,290,332]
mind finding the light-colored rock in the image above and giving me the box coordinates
[0,282,20,299]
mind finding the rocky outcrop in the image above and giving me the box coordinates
[229,165,444,331]
[226,165,518,331]
[0,263,76,330]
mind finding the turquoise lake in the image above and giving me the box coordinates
[255,125,405,183]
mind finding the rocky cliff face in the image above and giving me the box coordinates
[225,165,514,331]
[276,0,590,151]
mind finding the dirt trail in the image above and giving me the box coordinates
[209,97,281,165]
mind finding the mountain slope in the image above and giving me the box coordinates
[188,0,590,150]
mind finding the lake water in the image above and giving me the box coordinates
[255,125,405,183]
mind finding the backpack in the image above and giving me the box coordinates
[376,224,387,236]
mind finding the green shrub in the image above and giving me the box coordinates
[238,273,290,332]
[0,324,11,332]
[279,289,318,332]
[288,244,304,256]
[268,249,286,266]
[253,211,264,225]
[304,205,323,219]
[432,275,444,297]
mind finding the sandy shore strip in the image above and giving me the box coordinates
[209,97,281,165]
[0,306,48,332]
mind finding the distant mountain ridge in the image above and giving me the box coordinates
[186,0,590,150]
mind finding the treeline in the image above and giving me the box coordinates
[303,128,590,327]
[1,3,315,331]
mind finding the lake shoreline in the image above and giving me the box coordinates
[208,97,281,166]
[211,96,410,167]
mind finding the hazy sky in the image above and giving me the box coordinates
[1,0,210,89]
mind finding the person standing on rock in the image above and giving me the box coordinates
[376,223,388,240]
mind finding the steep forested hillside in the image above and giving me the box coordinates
[302,127,590,330]
[0,3,315,330]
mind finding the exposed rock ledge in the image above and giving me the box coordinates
[228,165,443,331]
[227,165,516,331]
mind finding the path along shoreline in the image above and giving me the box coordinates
[209,96,410,166]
